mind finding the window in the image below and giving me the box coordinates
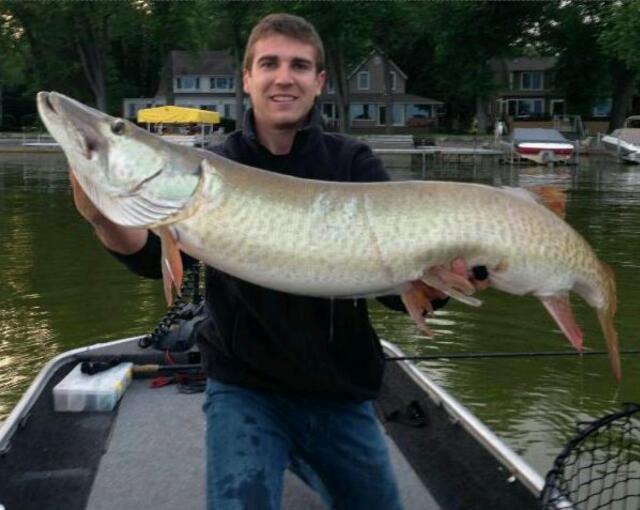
[176,76,200,90]
[521,72,543,90]
[592,99,612,118]
[128,103,136,118]
[224,104,232,118]
[322,103,336,119]
[407,104,431,119]
[392,104,405,125]
[357,71,370,90]
[210,76,234,90]
[508,98,544,118]
[389,71,397,91]
[350,103,373,120]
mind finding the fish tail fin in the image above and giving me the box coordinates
[598,261,621,381]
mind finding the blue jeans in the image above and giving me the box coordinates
[203,379,403,510]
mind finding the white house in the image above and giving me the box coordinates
[123,50,247,120]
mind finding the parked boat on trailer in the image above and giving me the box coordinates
[500,128,575,165]
[600,116,640,164]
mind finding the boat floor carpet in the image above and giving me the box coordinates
[0,362,116,510]
[86,379,438,510]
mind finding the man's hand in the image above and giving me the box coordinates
[400,258,489,336]
[69,169,148,254]
[413,259,489,302]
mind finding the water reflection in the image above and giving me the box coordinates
[0,153,166,417]
[1,151,639,479]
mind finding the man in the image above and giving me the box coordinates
[72,13,487,510]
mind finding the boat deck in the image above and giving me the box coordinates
[0,339,541,509]
[85,380,437,510]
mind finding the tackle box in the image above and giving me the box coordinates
[53,362,133,412]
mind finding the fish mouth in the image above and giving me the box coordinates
[38,91,202,228]
[39,92,57,115]
[37,91,104,160]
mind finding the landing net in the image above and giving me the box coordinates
[540,403,640,510]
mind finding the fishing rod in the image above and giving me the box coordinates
[386,349,640,361]
[78,358,202,375]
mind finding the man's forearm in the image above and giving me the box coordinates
[92,217,148,255]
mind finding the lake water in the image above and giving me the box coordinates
[1,150,639,479]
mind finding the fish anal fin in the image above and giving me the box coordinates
[401,282,435,337]
[157,226,183,306]
[539,294,583,351]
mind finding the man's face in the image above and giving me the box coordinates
[243,34,325,131]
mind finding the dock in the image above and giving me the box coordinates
[372,146,503,175]
[0,134,61,153]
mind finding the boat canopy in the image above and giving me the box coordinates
[511,128,569,143]
[137,106,220,124]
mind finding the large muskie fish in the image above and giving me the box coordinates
[37,91,621,380]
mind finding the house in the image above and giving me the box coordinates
[123,50,246,121]
[319,51,444,131]
[123,49,443,132]
[489,56,618,123]
[489,57,568,120]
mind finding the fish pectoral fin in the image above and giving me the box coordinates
[422,267,483,307]
[539,294,583,351]
[158,226,183,306]
[401,283,435,337]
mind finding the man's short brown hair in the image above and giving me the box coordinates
[243,13,325,73]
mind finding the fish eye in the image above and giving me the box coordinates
[111,119,126,135]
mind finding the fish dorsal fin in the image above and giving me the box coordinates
[502,186,567,218]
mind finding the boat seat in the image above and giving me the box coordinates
[86,380,438,510]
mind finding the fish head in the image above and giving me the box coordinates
[37,91,202,228]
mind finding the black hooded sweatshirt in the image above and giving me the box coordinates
[113,108,429,401]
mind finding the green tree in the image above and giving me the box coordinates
[0,10,27,127]
[4,1,147,111]
[2,1,205,115]
[598,0,640,130]
[282,2,375,133]
[367,3,416,134]
[423,2,545,132]
[539,2,610,117]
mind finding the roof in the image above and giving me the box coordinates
[347,50,408,80]
[170,49,235,75]
[137,105,220,124]
[490,57,558,73]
